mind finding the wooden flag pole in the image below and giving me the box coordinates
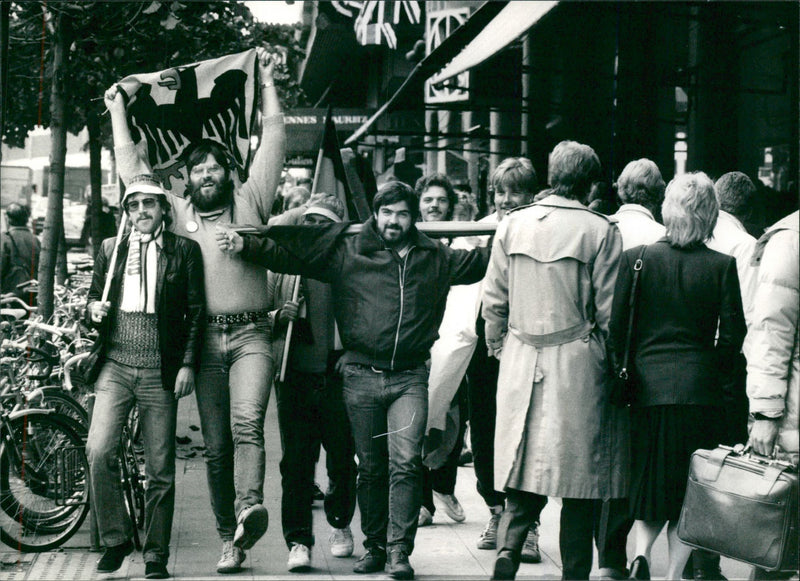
[279,115,329,382]
[279,276,300,382]
[101,212,128,303]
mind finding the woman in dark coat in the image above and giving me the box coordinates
[609,171,746,580]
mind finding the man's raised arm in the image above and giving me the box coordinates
[105,85,151,183]
[239,47,286,223]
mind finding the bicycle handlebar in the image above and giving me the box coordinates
[24,319,79,338]
[63,351,91,392]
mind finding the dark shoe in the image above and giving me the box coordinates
[693,567,727,580]
[629,556,650,580]
[233,504,269,550]
[492,551,518,580]
[145,561,169,579]
[387,547,414,580]
[353,547,386,574]
[96,540,134,574]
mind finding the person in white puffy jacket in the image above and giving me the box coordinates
[744,210,799,464]
[743,210,798,581]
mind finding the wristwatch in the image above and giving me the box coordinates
[750,412,781,421]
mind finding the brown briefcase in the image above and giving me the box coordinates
[677,445,798,572]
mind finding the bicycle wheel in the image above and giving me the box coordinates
[34,388,89,435]
[0,413,86,531]
[0,413,90,552]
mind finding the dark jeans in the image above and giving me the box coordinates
[86,360,177,565]
[343,363,428,554]
[276,365,357,549]
[422,385,467,514]
[466,322,505,509]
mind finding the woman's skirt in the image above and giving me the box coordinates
[629,405,724,522]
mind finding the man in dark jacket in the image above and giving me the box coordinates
[1,203,40,305]
[85,174,205,579]
[218,181,489,580]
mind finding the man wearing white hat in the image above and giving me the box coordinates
[105,46,285,573]
[85,175,205,579]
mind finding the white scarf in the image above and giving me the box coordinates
[120,224,163,313]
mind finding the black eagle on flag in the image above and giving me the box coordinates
[117,50,258,198]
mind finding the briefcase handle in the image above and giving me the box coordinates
[720,444,796,469]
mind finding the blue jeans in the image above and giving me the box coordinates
[195,320,273,539]
[342,363,428,554]
[86,360,177,565]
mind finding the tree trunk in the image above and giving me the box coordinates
[0,1,9,160]
[86,108,103,258]
[37,9,69,320]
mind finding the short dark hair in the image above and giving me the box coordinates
[548,141,602,201]
[5,203,29,227]
[715,171,756,219]
[414,173,458,220]
[373,181,419,222]
[183,139,233,177]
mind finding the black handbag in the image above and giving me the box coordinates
[678,445,798,572]
[610,245,646,407]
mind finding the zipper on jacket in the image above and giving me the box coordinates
[390,248,413,369]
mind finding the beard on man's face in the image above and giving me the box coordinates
[187,178,234,212]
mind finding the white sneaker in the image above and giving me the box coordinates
[216,539,245,574]
[418,505,433,527]
[287,543,311,572]
[329,526,354,557]
[433,491,466,522]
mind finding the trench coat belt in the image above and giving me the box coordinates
[509,320,595,348]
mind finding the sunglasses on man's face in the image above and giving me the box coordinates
[125,197,159,212]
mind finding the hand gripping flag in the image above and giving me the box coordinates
[117,49,258,197]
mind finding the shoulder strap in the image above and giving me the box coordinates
[4,231,21,261]
[619,245,647,379]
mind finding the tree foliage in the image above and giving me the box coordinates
[4,1,308,150]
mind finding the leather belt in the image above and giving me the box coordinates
[207,310,272,325]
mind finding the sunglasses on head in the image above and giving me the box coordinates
[124,197,159,212]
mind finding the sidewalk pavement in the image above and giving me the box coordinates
[0,393,754,580]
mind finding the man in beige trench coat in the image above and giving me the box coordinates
[481,140,629,580]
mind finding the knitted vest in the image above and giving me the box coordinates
[106,310,161,369]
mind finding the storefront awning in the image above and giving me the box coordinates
[344,0,507,146]
[429,1,559,85]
